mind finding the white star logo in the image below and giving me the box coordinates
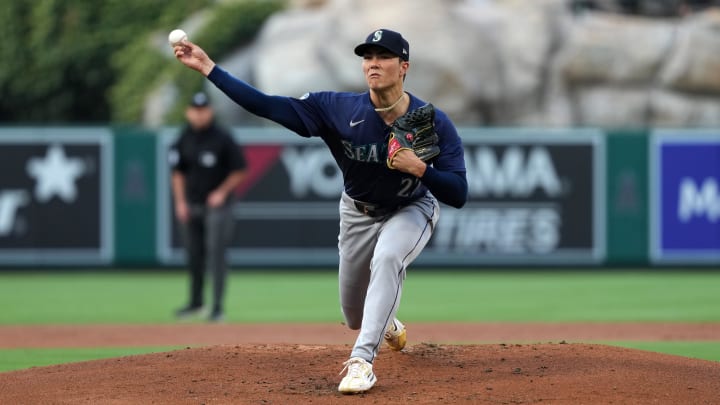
[26,144,86,203]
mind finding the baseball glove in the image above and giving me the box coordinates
[386,103,440,169]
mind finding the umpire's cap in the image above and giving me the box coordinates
[189,92,210,108]
[354,29,409,61]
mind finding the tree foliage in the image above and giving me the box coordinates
[0,0,285,124]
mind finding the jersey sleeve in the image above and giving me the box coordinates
[207,66,314,137]
[432,110,466,173]
[285,92,337,138]
[418,108,468,208]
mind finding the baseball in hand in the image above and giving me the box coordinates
[168,29,188,46]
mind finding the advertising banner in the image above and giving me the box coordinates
[425,129,605,265]
[650,131,720,264]
[157,128,605,266]
[0,129,113,265]
[157,128,342,266]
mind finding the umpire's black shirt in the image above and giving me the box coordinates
[170,121,247,204]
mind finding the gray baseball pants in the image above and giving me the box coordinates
[182,203,235,312]
[338,191,439,363]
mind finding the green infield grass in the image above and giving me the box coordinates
[603,342,720,362]
[0,347,179,372]
[0,269,718,371]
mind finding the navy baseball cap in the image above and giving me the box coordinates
[189,92,210,107]
[354,29,409,61]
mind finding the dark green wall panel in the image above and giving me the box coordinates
[605,131,649,265]
[113,128,157,265]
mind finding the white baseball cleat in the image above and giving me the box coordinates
[338,357,377,394]
[384,318,407,351]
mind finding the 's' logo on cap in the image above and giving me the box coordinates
[372,30,383,42]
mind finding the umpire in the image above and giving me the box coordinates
[169,91,247,322]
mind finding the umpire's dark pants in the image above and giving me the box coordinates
[182,202,235,312]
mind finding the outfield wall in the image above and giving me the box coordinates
[0,127,717,268]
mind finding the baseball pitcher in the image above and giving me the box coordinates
[172,28,467,394]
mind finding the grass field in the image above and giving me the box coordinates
[0,269,718,371]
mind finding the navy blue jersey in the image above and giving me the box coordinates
[208,66,467,208]
[287,91,465,206]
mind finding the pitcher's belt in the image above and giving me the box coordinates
[352,200,405,218]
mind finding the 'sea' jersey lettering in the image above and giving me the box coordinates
[286,91,465,206]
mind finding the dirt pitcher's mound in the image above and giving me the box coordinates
[1,343,719,404]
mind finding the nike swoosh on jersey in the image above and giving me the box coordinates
[349,119,365,127]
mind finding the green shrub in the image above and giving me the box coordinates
[0,0,285,124]
[110,0,286,124]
